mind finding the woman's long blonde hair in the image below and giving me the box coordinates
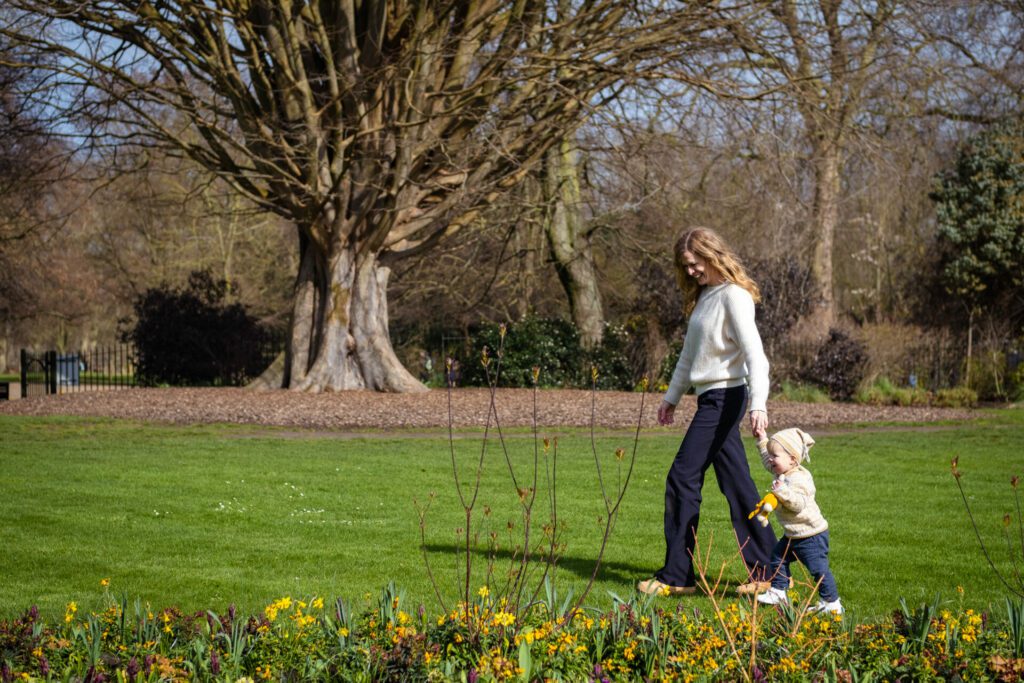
[674,227,761,316]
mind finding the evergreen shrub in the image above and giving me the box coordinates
[121,271,275,387]
[454,316,634,390]
[804,329,869,400]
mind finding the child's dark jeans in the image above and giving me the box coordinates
[769,530,839,602]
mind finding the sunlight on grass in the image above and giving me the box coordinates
[1,408,1022,621]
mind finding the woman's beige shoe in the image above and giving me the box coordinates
[736,576,793,595]
[637,578,698,596]
[735,580,772,595]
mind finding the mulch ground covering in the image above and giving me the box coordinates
[0,387,976,431]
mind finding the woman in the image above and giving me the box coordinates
[638,227,777,596]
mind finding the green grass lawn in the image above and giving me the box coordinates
[1,408,1022,622]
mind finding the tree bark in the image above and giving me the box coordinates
[285,239,425,393]
[544,139,605,349]
[810,142,841,329]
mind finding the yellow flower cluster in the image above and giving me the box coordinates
[264,596,292,622]
[161,611,173,635]
[515,620,553,646]
[572,611,594,630]
[385,612,417,644]
[261,596,325,631]
[663,621,728,671]
[492,610,515,628]
[716,603,753,642]
[545,630,580,656]
[922,607,985,655]
[769,655,801,675]
[476,647,522,681]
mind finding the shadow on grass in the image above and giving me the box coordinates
[421,543,653,585]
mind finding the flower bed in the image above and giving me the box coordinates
[2,583,1022,682]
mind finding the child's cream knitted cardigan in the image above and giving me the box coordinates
[757,442,829,539]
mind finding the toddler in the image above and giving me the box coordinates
[754,428,843,614]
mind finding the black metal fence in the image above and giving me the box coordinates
[20,344,137,398]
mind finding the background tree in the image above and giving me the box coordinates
[2,0,714,392]
[542,137,605,350]
[0,37,73,369]
[932,119,1024,327]
[83,153,295,324]
[702,0,932,327]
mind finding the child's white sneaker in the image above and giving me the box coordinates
[809,598,844,615]
[756,587,789,606]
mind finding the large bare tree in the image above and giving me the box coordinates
[709,1,1024,327]
[1,0,709,392]
[700,0,920,326]
[0,34,71,369]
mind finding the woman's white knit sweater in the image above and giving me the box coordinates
[664,283,770,413]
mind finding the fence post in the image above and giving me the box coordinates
[46,350,57,395]
[20,349,27,399]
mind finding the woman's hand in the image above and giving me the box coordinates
[657,400,676,426]
[750,410,768,440]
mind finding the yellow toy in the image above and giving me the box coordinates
[748,492,778,527]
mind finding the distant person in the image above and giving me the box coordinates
[638,227,777,596]
[446,358,461,387]
[753,428,843,615]
[419,351,433,383]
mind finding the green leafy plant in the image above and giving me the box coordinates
[935,386,979,408]
[775,381,831,404]
[855,377,933,406]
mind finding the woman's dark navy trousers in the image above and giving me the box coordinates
[657,385,777,587]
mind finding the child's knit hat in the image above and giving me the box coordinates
[770,428,815,463]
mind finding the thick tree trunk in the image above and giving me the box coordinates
[544,139,605,350]
[810,143,841,330]
[261,233,425,393]
[287,232,317,387]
